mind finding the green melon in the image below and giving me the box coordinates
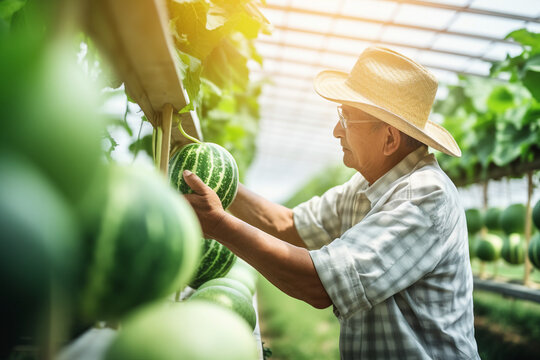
[169,142,239,209]
[529,233,540,270]
[189,239,236,289]
[0,153,80,355]
[198,278,252,301]
[475,233,503,262]
[533,200,540,231]
[500,204,526,235]
[484,207,502,231]
[79,165,202,321]
[225,266,258,295]
[234,257,257,276]
[465,208,483,234]
[105,302,258,360]
[468,235,477,259]
[0,30,105,206]
[501,233,525,265]
[189,285,257,330]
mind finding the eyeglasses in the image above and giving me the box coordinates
[337,106,379,129]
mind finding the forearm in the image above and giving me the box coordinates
[228,184,306,248]
[214,212,331,309]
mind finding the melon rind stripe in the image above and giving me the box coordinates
[82,167,129,316]
[211,248,232,278]
[169,142,239,209]
[197,240,221,280]
[221,149,239,209]
[531,237,540,269]
[211,144,226,195]
[215,251,236,278]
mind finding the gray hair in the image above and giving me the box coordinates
[401,131,424,150]
[370,122,424,150]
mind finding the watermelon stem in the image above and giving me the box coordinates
[178,117,201,144]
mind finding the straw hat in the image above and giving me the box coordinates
[314,46,461,157]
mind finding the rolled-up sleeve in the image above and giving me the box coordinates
[310,199,445,320]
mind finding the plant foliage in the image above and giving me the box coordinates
[434,29,540,184]
[101,0,269,180]
[166,0,270,180]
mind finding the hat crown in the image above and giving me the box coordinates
[345,47,438,129]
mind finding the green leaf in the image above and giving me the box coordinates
[179,102,194,114]
[0,0,26,23]
[462,77,496,113]
[492,122,538,166]
[128,134,153,158]
[522,55,540,101]
[206,2,229,31]
[202,36,249,89]
[486,86,515,114]
[176,49,202,105]
[434,85,468,116]
[506,29,540,53]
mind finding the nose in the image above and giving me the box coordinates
[333,121,344,139]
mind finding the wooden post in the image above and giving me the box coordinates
[159,103,173,175]
[524,171,534,286]
[479,179,489,278]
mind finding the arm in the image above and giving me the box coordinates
[182,170,332,309]
[228,184,307,248]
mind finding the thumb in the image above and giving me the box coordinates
[183,170,211,195]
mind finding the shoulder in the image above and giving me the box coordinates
[409,153,458,197]
[406,154,462,224]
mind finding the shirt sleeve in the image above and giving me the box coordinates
[292,182,348,250]
[310,196,447,320]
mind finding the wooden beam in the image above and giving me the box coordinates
[392,0,540,23]
[271,24,501,64]
[260,53,491,79]
[453,157,540,187]
[159,103,173,175]
[263,3,520,43]
[85,0,202,151]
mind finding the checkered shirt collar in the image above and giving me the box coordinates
[364,146,429,204]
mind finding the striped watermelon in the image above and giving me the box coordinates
[189,239,236,289]
[533,200,540,231]
[465,208,483,234]
[500,204,526,235]
[475,233,503,262]
[79,165,202,321]
[484,207,502,231]
[529,233,540,270]
[105,302,258,360]
[189,285,257,330]
[198,278,252,301]
[169,142,239,209]
[501,233,525,265]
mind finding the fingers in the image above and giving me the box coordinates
[183,170,210,195]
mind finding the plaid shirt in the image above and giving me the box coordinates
[293,147,479,360]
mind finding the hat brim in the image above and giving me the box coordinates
[314,70,461,157]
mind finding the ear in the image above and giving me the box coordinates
[382,126,401,156]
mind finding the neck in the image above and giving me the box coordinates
[364,146,418,185]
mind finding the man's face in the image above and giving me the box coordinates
[333,104,386,180]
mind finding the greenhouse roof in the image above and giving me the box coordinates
[247,0,540,202]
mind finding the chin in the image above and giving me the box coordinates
[342,156,354,169]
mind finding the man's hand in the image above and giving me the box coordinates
[182,170,227,239]
[183,171,332,309]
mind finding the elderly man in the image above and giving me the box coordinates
[183,47,479,359]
